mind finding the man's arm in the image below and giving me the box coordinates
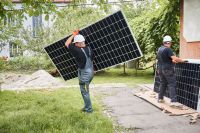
[171,56,187,63]
[166,48,187,63]
[65,30,79,47]
[65,35,75,47]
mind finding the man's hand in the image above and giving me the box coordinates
[171,56,186,63]
[182,59,188,63]
[172,59,178,63]
[73,30,79,36]
[65,30,79,47]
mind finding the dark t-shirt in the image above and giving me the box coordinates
[68,43,93,69]
[157,46,174,70]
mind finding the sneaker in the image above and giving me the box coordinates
[158,99,165,103]
[170,102,182,108]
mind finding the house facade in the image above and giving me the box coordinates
[0,0,70,58]
[180,0,200,59]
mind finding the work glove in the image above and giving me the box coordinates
[73,30,79,36]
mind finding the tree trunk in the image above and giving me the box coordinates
[123,63,126,74]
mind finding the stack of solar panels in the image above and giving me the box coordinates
[45,10,143,81]
[154,62,200,110]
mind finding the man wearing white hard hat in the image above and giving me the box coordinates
[65,30,94,113]
[157,35,187,107]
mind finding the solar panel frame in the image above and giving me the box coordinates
[44,10,143,81]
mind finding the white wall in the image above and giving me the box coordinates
[0,45,10,58]
[183,0,200,42]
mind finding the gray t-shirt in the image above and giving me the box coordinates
[157,46,174,70]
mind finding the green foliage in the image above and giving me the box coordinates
[0,0,109,21]
[0,0,58,54]
[0,18,22,52]
[0,60,6,70]
[1,6,106,71]
[0,56,54,71]
[1,0,180,71]
[122,0,180,67]
[0,89,113,133]
[0,1,105,72]
[48,7,106,44]
[0,0,57,21]
[148,0,180,54]
[19,28,51,54]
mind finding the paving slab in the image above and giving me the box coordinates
[92,84,200,133]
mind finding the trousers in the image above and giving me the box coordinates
[158,68,177,102]
[78,47,94,112]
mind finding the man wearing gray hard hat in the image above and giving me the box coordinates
[65,30,94,113]
[157,35,187,107]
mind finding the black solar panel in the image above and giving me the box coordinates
[45,10,143,80]
[154,62,200,110]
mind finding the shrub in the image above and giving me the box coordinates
[1,55,55,71]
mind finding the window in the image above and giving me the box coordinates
[9,42,20,57]
[32,16,42,37]
[3,16,18,26]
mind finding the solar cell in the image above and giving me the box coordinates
[154,62,200,110]
[45,10,143,80]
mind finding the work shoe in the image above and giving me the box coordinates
[81,108,93,113]
[170,102,182,108]
[158,99,165,103]
[85,111,93,114]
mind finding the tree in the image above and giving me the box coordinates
[0,0,57,53]
[122,0,180,68]
[0,17,22,52]
[148,0,180,54]
[0,0,57,21]
[0,0,109,53]
[0,0,109,21]
[47,7,106,45]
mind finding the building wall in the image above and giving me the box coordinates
[0,2,67,58]
[180,0,200,59]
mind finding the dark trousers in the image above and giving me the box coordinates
[158,68,177,102]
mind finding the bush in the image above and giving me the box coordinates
[1,55,55,71]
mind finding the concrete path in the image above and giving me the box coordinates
[92,84,200,133]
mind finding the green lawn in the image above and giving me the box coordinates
[0,68,154,133]
[0,89,113,133]
[65,68,154,86]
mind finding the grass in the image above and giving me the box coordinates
[0,89,113,133]
[65,68,154,86]
[0,68,154,133]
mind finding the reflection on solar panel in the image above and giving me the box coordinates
[154,62,200,110]
[45,10,143,81]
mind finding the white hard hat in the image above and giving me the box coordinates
[73,34,85,43]
[163,35,172,42]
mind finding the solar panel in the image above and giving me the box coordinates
[44,10,143,80]
[154,62,200,110]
